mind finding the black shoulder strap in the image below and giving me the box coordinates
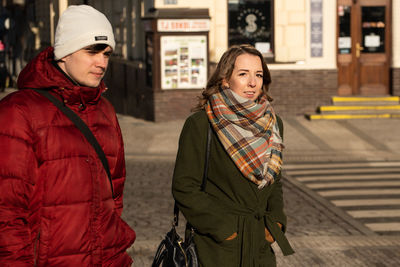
[33,89,114,198]
[174,123,212,226]
[276,115,284,140]
[201,123,212,191]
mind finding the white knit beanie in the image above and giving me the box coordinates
[54,5,115,60]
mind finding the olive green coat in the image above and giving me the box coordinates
[172,111,293,267]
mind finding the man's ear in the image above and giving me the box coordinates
[60,53,71,62]
[56,59,65,67]
[56,56,68,72]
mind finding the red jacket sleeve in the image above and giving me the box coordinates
[110,116,126,217]
[0,95,36,266]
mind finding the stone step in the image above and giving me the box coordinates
[318,105,400,114]
[305,113,400,120]
[332,96,400,106]
[305,96,400,120]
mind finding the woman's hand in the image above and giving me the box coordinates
[225,232,238,240]
[265,222,282,243]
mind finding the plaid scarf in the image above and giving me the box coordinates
[205,89,283,189]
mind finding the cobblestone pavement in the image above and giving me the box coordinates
[121,157,400,266]
[116,112,400,266]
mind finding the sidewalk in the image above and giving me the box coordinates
[117,108,400,266]
[117,104,400,266]
[118,110,400,163]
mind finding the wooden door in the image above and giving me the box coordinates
[337,0,391,95]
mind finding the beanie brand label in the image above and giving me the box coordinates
[95,36,108,41]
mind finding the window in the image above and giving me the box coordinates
[228,0,273,60]
[362,6,385,53]
[338,5,351,54]
[164,0,177,4]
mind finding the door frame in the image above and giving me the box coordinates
[337,0,392,96]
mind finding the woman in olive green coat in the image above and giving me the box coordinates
[172,44,294,267]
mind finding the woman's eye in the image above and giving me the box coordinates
[257,74,263,78]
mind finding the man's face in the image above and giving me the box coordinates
[59,45,112,87]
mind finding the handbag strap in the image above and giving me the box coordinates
[174,123,212,227]
[201,123,212,192]
[33,89,114,198]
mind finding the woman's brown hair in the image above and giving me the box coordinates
[192,44,272,111]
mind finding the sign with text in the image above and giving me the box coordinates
[310,0,323,57]
[158,19,210,32]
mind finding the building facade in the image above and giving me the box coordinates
[4,0,400,121]
[150,0,400,118]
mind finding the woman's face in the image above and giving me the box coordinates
[224,53,263,101]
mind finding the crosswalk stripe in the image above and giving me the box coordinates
[287,161,400,234]
[286,168,400,176]
[347,209,400,218]
[365,223,400,232]
[284,161,400,170]
[318,189,400,197]
[332,199,400,207]
[296,174,400,182]
[307,181,400,189]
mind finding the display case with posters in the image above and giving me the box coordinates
[161,35,207,89]
[144,9,210,91]
[142,9,210,121]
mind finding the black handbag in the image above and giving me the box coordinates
[152,124,212,267]
[151,211,198,267]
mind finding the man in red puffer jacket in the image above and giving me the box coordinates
[0,5,135,266]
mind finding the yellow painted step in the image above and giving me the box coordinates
[307,113,396,120]
[319,105,400,112]
[332,96,400,102]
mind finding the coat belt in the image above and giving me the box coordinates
[220,201,295,266]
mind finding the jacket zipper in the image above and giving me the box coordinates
[34,230,40,266]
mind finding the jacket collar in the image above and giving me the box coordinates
[17,47,107,107]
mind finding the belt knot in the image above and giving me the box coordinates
[253,211,263,220]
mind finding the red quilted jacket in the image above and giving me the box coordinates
[0,47,136,266]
